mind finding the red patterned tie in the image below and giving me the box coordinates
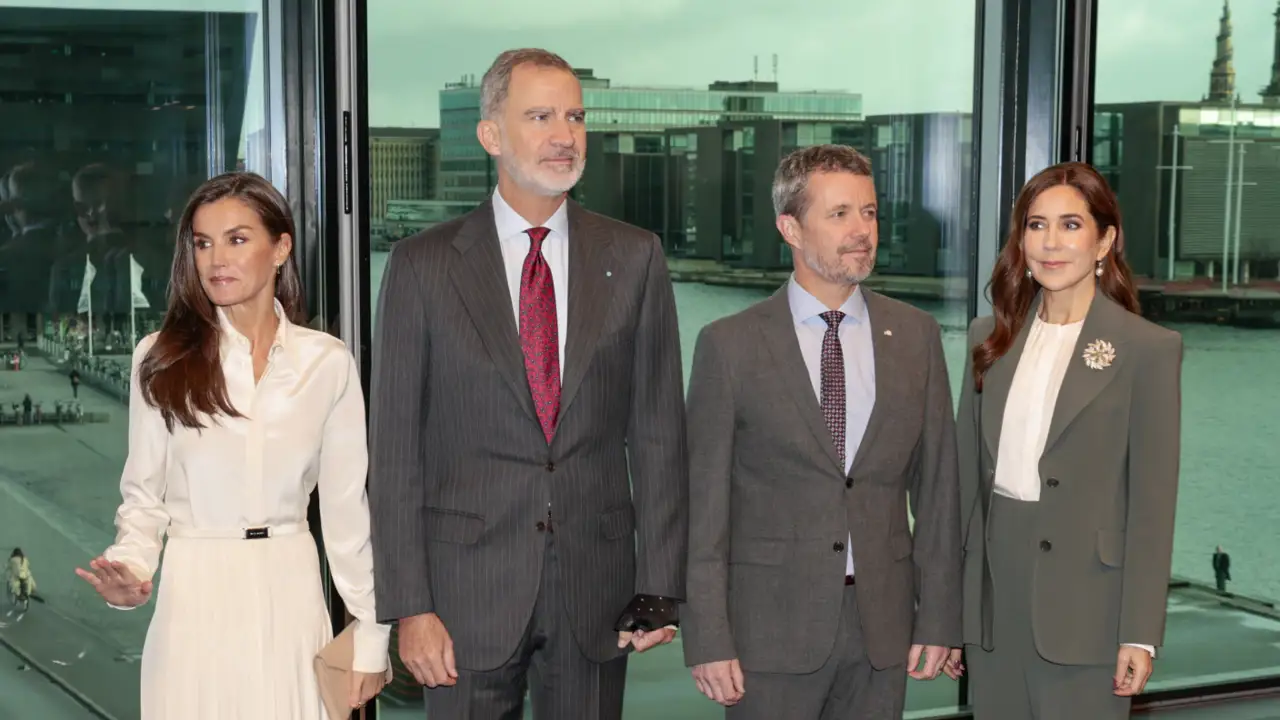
[520,226,560,443]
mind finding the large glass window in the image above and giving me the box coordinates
[0,1,299,716]
[365,2,980,716]
[1096,0,1280,694]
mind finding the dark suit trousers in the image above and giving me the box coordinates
[727,584,906,720]
[967,495,1130,720]
[424,534,628,720]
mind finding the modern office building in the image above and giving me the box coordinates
[369,127,439,222]
[436,70,863,209]
[1095,4,1280,283]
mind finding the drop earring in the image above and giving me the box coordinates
[1095,260,1103,277]
[1025,267,1032,279]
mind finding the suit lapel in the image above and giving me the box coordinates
[446,199,537,424]
[558,201,615,418]
[848,290,897,474]
[759,290,844,472]
[1043,293,1126,452]
[979,302,1037,461]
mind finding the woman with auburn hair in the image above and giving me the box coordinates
[952,162,1183,719]
[74,172,389,718]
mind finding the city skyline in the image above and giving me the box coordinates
[368,0,1280,127]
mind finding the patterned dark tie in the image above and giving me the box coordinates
[520,226,560,443]
[820,310,846,468]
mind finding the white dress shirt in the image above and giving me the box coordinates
[993,313,1154,656]
[788,277,875,576]
[493,186,569,378]
[993,315,1082,502]
[103,300,391,671]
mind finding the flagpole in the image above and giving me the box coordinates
[87,289,94,358]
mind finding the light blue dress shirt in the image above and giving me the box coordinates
[787,276,876,576]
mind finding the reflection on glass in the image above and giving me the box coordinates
[0,5,269,717]
[367,2,977,716]
[1093,0,1280,694]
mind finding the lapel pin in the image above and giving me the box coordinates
[605,271,612,277]
[883,329,892,336]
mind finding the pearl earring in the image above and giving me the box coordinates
[1025,268,1032,279]
[1095,261,1103,277]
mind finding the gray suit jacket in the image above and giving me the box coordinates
[368,197,689,670]
[957,292,1183,664]
[682,287,962,674]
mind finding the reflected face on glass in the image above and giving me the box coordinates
[784,171,879,286]
[489,64,586,196]
[190,197,290,309]
[73,180,115,238]
[1022,184,1114,294]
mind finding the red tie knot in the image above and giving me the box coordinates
[526,226,551,251]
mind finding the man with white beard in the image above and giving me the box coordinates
[369,48,689,720]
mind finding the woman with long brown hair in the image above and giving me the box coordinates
[954,162,1182,719]
[74,172,389,718]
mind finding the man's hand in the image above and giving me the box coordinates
[941,647,965,680]
[691,659,745,706]
[617,626,677,653]
[1114,645,1153,696]
[907,644,949,680]
[398,613,457,688]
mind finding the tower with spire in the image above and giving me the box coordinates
[1207,0,1237,103]
[1261,1,1280,104]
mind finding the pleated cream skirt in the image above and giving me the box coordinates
[140,531,333,719]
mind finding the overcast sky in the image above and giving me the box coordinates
[5,0,1278,130]
[367,0,1280,127]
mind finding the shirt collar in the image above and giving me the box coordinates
[492,185,569,244]
[786,274,867,326]
[216,297,291,358]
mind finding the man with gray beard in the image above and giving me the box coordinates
[369,48,688,720]
[682,144,963,719]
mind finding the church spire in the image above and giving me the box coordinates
[1208,0,1236,103]
[1262,1,1280,104]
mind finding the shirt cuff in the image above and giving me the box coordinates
[352,619,393,673]
[1123,643,1155,658]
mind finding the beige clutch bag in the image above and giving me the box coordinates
[314,623,393,720]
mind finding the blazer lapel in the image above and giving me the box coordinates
[979,302,1037,462]
[759,290,844,472]
[1043,293,1126,453]
[558,201,616,418]
[446,199,537,424]
[848,290,896,474]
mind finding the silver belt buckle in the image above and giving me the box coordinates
[244,527,270,540]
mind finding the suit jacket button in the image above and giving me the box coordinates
[845,478,853,488]
[545,461,555,472]
[1040,540,1052,551]
[833,541,845,552]
[536,521,547,532]
[1047,477,1060,488]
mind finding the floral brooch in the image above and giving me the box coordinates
[1082,339,1116,370]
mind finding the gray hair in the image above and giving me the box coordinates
[480,48,574,121]
[772,144,874,219]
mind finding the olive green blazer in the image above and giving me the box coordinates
[957,291,1183,664]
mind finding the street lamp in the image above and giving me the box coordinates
[1230,143,1256,287]
[1156,124,1193,281]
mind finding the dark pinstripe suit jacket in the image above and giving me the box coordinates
[368,197,689,670]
